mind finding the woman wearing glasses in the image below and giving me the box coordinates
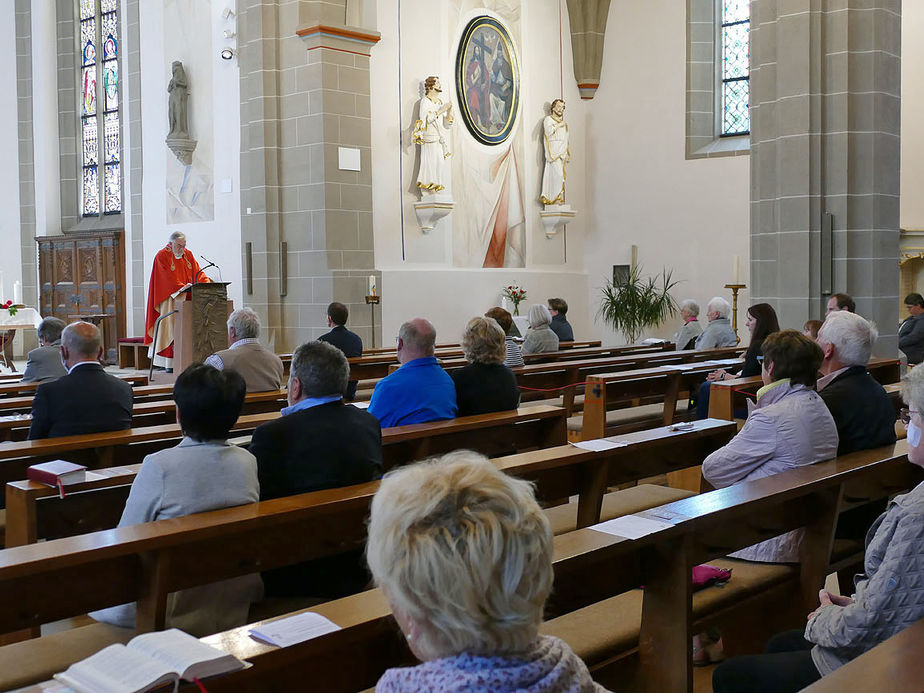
[713,365,924,692]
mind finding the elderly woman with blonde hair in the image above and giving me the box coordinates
[367,451,608,692]
[521,303,560,355]
[451,317,521,416]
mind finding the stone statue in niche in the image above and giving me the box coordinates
[166,60,197,166]
[412,76,454,195]
[540,98,570,207]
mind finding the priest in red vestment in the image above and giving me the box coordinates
[145,231,209,369]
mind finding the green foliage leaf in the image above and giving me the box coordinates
[597,266,680,343]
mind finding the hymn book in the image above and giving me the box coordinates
[27,460,87,489]
[53,629,247,693]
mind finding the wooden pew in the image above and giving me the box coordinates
[0,373,148,399]
[359,340,602,356]
[800,616,924,692]
[343,342,667,382]
[4,420,737,548]
[0,405,568,509]
[0,389,291,441]
[168,442,921,693]
[706,357,902,420]
[580,358,744,441]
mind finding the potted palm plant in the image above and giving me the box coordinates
[598,266,679,343]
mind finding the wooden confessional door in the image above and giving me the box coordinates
[37,232,126,364]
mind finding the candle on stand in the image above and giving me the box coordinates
[368,275,377,297]
[732,255,740,284]
[12,281,21,305]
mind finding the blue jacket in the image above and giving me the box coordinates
[368,356,457,428]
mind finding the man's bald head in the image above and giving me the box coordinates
[397,318,437,363]
[60,321,102,369]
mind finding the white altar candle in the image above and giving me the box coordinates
[732,255,740,284]
[0,271,4,301]
[12,281,21,305]
[368,275,377,296]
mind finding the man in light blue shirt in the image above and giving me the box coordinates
[368,318,458,428]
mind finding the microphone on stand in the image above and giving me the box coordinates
[195,255,218,284]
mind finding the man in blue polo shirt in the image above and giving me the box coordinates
[367,317,457,427]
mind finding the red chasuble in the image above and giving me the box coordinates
[144,245,209,360]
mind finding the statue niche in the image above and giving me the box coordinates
[165,60,197,166]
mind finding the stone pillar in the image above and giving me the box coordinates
[566,0,611,100]
[239,1,380,352]
[750,1,901,353]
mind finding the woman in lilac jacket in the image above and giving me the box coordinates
[702,330,839,563]
[713,364,924,693]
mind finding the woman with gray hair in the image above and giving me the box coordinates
[695,296,738,349]
[451,317,520,416]
[713,364,924,692]
[366,451,609,692]
[520,304,560,355]
[672,299,702,350]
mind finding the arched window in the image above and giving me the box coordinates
[719,0,750,136]
[79,0,121,216]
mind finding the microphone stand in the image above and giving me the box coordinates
[194,255,218,284]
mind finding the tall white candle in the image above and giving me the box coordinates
[368,275,377,296]
[12,281,21,305]
[0,271,4,301]
[732,255,740,284]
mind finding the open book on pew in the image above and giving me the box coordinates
[54,628,247,693]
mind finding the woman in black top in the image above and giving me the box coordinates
[452,317,521,416]
[696,303,780,418]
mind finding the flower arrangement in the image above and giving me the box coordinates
[1,300,17,318]
[502,284,527,315]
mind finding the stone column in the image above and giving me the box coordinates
[239,0,380,351]
[750,1,901,353]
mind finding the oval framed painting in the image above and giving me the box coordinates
[455,15,520,146]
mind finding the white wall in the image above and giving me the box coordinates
[0,0,22,300]
[583,0,751,344]
[370,0,589,342]
[902,2,924,230]
[140,0,242,310]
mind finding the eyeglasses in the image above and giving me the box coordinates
[900,408,920,426]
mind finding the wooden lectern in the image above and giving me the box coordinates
[173,282,233,374]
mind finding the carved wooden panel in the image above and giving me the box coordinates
[37,232,126,364]
[191,284,230,362]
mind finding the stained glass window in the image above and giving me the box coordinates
[720,0,750,136]
[80,0,121,216]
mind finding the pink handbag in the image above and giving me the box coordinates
[692,564,732,590]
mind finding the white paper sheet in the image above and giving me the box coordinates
[249,612,342,648]
[589,514,675,539]
[570,438,630,452]
[661,364,697,371]
[351,401,370,409]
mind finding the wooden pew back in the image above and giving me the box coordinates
[707,357,901,420]
[5,420,736,547]
[0,406,568,510]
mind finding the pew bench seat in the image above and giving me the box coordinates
[541,557,797,673]
[0,622,135,691]
[545,484,696,535]
[566,401,691,437]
